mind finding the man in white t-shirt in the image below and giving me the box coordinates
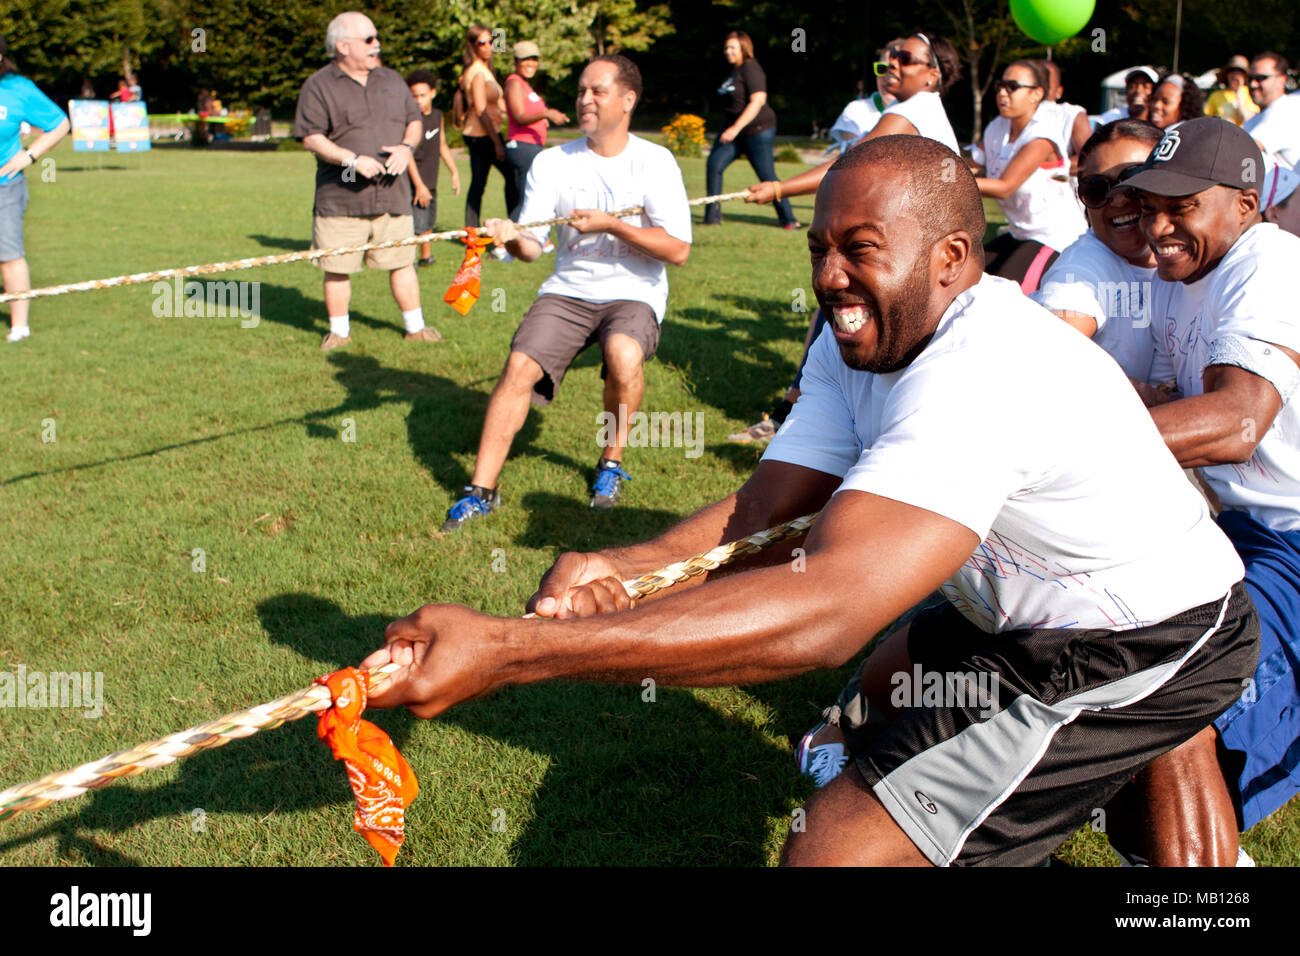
[1245,52,1299,169]
[364,135,1255,866]
[1113,116,1300,862]
[1098,68,1158,125]
[442,56,691,529]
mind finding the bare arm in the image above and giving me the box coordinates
[1052,308,1100,339]
[472,73,504,151]
[975,138,1059,200]
[365,488,979,718]
[1149,358,1295,467]
[721,92,767,142]
[746,113,918,202]
[505,75,567,126]
[0,118,70,178]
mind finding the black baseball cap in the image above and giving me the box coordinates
[1123,116,1264,197]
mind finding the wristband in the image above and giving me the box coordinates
[344,153,357,168]
[26,150,36,165]
[772,181,782,201]
[399,143,415,152]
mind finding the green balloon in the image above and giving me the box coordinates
[1009,0,1096,45]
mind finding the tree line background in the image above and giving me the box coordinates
[3,0,1299,142]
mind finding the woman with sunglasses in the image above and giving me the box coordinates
[974,60,1087,291]
[702,31,799,229]
[827,41,902,155]
[0,34,69,343]
[1147,73,1206,131]
[458,24,509,229]
[744,33,959,208]
[1032,119,1164,381]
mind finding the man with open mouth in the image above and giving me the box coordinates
[363,136,1257,866]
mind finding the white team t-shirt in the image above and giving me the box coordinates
[1097,105,1130,125]
[1147,223,1300,531]
[763,273,1243,634]
[881,91,960,154]
[984,111,1088,251]
[518,134,692,321]
[1033,231,1158,380]
[1244,93,1300,170]
[830,94,886,151]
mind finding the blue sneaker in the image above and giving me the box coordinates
[441,484,501,531]
[590,460,630,509]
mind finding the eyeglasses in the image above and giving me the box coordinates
[996,79,1040,94]
[872,61,891,77]
[1077,163,1143,208]
[884,46,932,69]
[1248,73,1282,83]
[476,38,493,46]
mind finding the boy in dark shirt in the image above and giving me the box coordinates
[406,69,461,265]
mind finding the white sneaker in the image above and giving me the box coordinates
[6,326,31,342]
[1237,846,1256,867]
[795,721,849,788]
[490,246,514,263]
[542,240,555,254]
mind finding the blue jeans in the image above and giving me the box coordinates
[506,140,543,221]
[704,125,796,226]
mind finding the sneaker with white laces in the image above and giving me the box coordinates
[795,721,850,788]
[6,326,31,343]
[441,484,501,531]
[590,460,630,509]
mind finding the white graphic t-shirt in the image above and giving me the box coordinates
[764,274,1243,633]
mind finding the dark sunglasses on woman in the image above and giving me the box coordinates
[995,79,1040,95]
[884,46,932,69]
[1077,163,1143,209]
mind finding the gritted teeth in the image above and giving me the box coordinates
[1156,244,1184,255]
[831,305,868,334]
[1110,213,1139,227]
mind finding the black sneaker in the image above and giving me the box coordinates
[441,484,501,531]
[590,460,630,509]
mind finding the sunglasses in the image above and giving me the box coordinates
[476,38,493,46]
[1248,73,1282,83]
[884,46,932,69]
[996,79,1040,94]
[1077,163,1143,209]
[872,61,891,77]
[350,35,378,44]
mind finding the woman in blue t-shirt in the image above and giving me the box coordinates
[0,34,70,343]
[702,31,798,229]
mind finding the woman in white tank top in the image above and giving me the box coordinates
[975,59,1087,292]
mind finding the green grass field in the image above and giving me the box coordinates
[0,139,1295,866]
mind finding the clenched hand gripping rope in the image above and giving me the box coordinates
[0,510,818,861]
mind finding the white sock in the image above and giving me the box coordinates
[401,308,425,334]
[328,314,350,338]
[6,326,31,342]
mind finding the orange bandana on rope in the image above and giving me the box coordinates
[315,668,419,866]
[443,228,496,316]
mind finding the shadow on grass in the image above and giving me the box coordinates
[247,234,312,252]
[254,280,410,338]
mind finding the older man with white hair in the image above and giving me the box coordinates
[293,11,439,350]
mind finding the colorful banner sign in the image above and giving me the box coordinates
[112,101,151,152]
[68,99,110,152]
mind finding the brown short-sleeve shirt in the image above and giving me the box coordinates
[294,62,421,217]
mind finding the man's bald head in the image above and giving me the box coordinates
[829,135,986,259]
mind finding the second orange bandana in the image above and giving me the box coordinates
[443,228,496,315]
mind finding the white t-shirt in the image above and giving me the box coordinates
[1045,101,1087,153]
[984,110,1088,250]
[1098,105,1130,125]
[1032,231,1158,380]
[830,94,886,152]
[881,91,960,154]
[1147,223,1300,531]
[1244,93,1300,170]
[518,134,692,321]
[763,273,1242,634]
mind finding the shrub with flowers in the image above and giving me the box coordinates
[661,113,707,158]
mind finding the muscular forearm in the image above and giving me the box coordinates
[604,221,690,265]
[1149,392,1262,467]
[497,553,879,691]
[777,156,835,198]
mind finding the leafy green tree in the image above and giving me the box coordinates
[589,0,673,56]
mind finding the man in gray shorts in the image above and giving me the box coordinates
[294,11,441,351]
[443,55,691,529]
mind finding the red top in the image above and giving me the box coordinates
[505,73,548,146]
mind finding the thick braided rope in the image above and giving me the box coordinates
[0,190,753,304]
[620,512,818,598]
[0,510,817,821]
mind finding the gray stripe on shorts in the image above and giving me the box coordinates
[872,591,1231,866]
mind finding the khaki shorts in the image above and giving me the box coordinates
[313,214,416,273]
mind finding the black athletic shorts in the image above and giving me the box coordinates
[509,294,659,405]
[854,583,1259,866]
